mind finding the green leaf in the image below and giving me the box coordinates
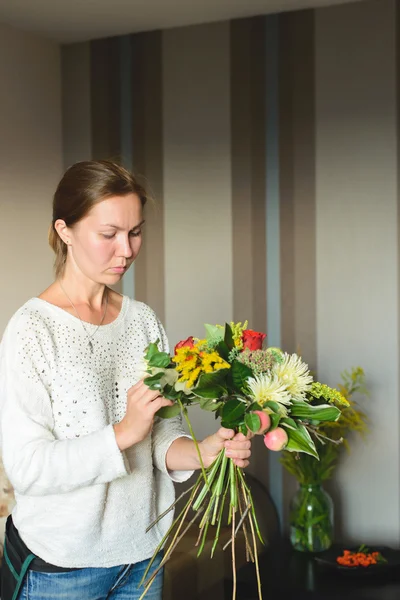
[290,401,340,422]
[281,417,298,431]
[162,384,180,401]
[285,424,319,459]
[264,400,282,414]
[196,369,229,389]
[156,403,181,418]
[231,360,253,391]
[224,323,234,350]
[221,399,246,424]
[147,352,171,369]
[204,324,224,345]
[199,397,222,411]
[144,340,160,361]
[239,423,248,436]
[269,413,281,430]
[215,340,230,361]
[194,385,226,399]
[143,372,164,390]
[194,369,229,399]
[245,412,261,433]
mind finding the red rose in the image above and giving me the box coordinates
[174,336,195,354]
[242,329,266,351]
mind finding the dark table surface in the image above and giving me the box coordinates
[226,541,400,600]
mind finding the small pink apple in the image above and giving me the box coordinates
[263,427,288,451]
[253,411,271,435]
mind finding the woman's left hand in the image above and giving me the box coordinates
[199,427,253,469]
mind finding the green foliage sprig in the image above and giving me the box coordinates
[280,367,368,485]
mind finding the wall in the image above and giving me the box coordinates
[0,23,63,335]
[315,0,398,543]
[59,0,400,544]
[0,22,63,544]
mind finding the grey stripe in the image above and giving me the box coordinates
[265,13,283,528]
[119,35,135,300]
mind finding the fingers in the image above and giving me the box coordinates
[232,458,250,469]
[233,431,254,441]
[217,428,254,442]
[224,435,252,464]
[216,427,235,440]
[151,396,174,413]
[225,437,251,451]
[225,446,251,459]
[128,381,162,404]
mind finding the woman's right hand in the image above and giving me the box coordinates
[113,380,173,451]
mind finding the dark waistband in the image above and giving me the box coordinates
[6,516,78,573]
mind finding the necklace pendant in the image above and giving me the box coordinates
[89,340,94,353]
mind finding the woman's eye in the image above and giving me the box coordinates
[130,230,142,237]
[102,233,115,239]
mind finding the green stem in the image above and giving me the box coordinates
[139,507,204,600]
[193,450,224,511]
[231,506,237,600]
[140,478,202,585]
[211,453,228,525]
[229,459,238,510]
[237,469,264,545]
[237,487,254,563]
[145,482,197,532]
[179,400,208,487]
[247,509,263,600]
[197,520,210,557]
[199,491,216,529]
[211,476,230,558]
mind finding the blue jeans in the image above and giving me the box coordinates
[18,553,164,600]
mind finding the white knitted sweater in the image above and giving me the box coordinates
[0,296,192,568]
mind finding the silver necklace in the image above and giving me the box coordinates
[59,282,109,353]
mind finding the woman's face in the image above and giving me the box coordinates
[64,193,144,284]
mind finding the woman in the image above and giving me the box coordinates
[0,160,252,600]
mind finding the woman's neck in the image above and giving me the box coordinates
[58,276,107,311]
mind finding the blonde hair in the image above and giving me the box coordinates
[49,160,147,278]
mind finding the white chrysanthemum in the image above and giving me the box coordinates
[272,353,312,400]
[247,374,292,415]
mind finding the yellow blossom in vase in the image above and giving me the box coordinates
[310,382,350,407]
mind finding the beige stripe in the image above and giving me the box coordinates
[316,0,397,540]
[131,32,165,322]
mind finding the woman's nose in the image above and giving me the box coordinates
[117,235,133,258]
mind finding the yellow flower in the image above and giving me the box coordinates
[230,321,249,350]
[311,382,350,407]
[172,345,230,388]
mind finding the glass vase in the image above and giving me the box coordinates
[289,483,334,552]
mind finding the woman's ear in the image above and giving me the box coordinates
[54,219,71,246]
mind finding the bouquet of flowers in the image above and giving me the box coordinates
[138,321,349,600]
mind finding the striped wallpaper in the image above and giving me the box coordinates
[60,0,399,543]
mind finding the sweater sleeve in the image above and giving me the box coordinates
[0,313,129,497]
[147,310,194,483]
